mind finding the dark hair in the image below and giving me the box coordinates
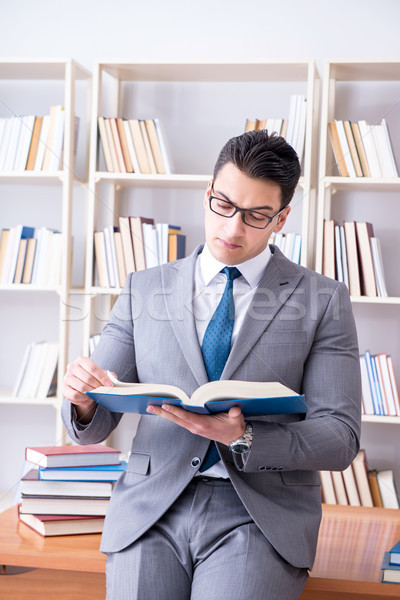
[213,130,301,208]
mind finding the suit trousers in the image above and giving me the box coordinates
[105,478,308,600]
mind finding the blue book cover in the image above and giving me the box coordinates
[39,461,127,481]
[381,551,400,584]
[86,377,307,417]
[389,540,400,565]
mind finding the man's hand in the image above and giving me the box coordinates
[62,356,114,424]
[146,403,246,446]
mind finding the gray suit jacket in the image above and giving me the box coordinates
[62,245,361,569]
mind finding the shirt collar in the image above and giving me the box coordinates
[200,243,271,289]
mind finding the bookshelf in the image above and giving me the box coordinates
[0,59,91,442]
[315,60,400,471]
[82,59,319,353]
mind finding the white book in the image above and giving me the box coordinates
[156,223,168,265]
[45,231,63,287]
[30,227,44,284]
[33,115,50,171]
[139,120,157,174]
[0,117,13,170]
[282,232,295,260]
[376,354,397,416]
[331,471,348,505]
[14,115,35,171]
[358,120,382,178]
[142,223,159,268]
[153,118,172,174]
[123,119,140,173]
[291,234,302,265]
[47,106,65,171]
[36,342,59,398]
[0,226,18,283]
[319,470,336,504]
[335,120,356,178]
[370,237,388,298]
[370,124,393,178]
[285,94,298,148]
[18,341,46,399]
[4,116,23,171]
[34,228,53,286]
[376,469,400,509]
[342,464,361,506]
[387,356,400,416]
[295,96,307,163]
[381,118,398,177]
[271,232,284,251]
[339,225,349,290]
[359,355,375,415]
[103,226,117,288]
[12,342,34,397]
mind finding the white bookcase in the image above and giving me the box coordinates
[315,59,400,439]
[0,59,91,442]
[82,59,319,353]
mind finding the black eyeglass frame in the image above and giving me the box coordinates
[208,187,285,230]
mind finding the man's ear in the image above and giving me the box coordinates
[203,178,213,208]
[274,206,291,233]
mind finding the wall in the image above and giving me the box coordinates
[0,0,400,506]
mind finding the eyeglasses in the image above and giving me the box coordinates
[208,187,284,230]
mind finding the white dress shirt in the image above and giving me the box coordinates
[193,242,271,477]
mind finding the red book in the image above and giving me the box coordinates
[19,511,105,536]
[25,444,120,468]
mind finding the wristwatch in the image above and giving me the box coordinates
[229,422,253,454]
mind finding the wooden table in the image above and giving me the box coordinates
[1,504,400,599]
[0,506,106,599]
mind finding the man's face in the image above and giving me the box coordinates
[203,162,290,265]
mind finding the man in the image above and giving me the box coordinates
[62,130,361,599]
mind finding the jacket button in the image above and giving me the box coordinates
[258,466,266,471]
[191,457,201,468]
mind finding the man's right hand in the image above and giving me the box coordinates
[62,356,114,424]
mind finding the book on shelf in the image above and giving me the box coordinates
[33,114,50,171]
[118,216,136,274]
[94,230,110,288]
[153,118,172,174]
[376,469,400,509]
[25,116,43,170]
[21,468,115,497]
[319,470,337,504]
[12,340,58,399]
[350,121,371,177]
[360,350,400,417]
[351,449,374,507]
[130,216,155,271]
[168,232,186,262]
[116,117,134,173]
[322,219,336,280]
[389,540,400,566]
[144,119,167,174]
[109,117,127,173]
[270,232,302,265]
[114,229,127,287]
[335,120,357,178]
[367,469,383,507]
[19,494,110,516]
[25,444,121,469]
[128,119,151,174]
[328,121,349,177]
[42,105,65,172]
[381,552,400,584]
[139,120,157,174]
[343,120,364,177]
[330,471,348,505]
[0,225,34,284]
[341,463,361,506]
[97,116,114,172]
[103,226,119,288]
[38,461,127,482]
[370,237,388,297]
[358,120,382,178]
[142,223,159,269]
[18,511,105,537]
[343,221,361,296]
[86,372,307,416]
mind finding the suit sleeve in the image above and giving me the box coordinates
[233,282,362,473]
[62,274,138,444]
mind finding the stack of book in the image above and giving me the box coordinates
[0,225,62,286]
[12,341,58,399]
[0,106,79,172]
[94,217,185,288]
[328,119,398,178]
[322,219,388,297]
[244,94,307,163]
[19,444,126,536]
[320,449,400,509]
[382,541,400,584]
[98,117,171,175]
[270,232,302,264]
[360,350,400,417]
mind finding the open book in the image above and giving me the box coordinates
[86,372,307,416]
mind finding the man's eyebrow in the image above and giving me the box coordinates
[212,187,274,211]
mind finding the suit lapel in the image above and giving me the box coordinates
[161,246,209,387]
[222,247,304,380]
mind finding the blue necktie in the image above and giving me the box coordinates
[199,266,241,472]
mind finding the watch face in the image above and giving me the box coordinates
[231,442,250,454]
